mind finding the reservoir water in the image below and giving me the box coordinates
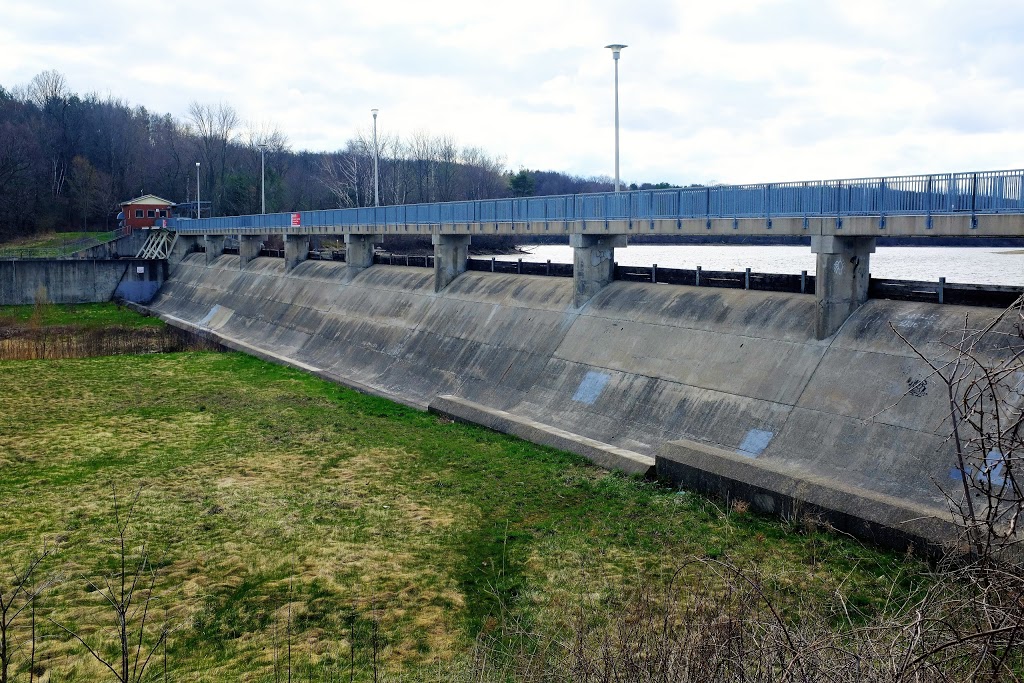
[494,245,1024,286]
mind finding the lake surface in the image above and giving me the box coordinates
[493,245,1024,286]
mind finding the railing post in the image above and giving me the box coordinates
[926,175,933,229]
[971,172,978,228]
[695,265,701,287]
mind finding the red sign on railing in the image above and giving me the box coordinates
[290,213,301,227]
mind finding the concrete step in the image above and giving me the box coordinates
[429,394,655,477]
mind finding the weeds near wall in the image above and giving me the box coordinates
[461,553,1024,682]
[0,296,221,360]
[0,325,221,360]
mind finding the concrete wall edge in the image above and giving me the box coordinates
[429,394,655,476]
[656,437,962,554]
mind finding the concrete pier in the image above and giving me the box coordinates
[239,235,264,269]
[812,236,876,339]
[284,235,309,272]
[433,234,471,292]
[169,235,201,269]
[344,234,378,271]
[571,234,626,308]
[204,235,225,265]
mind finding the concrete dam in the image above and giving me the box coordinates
[13,172,1023,551]
[144,250,998,551]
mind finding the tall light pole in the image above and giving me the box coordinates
[258,144,267,214]
[195,161,201,219]
[371,108,380,207]
[605,44,627,193]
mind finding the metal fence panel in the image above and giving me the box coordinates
[165,169,1024,233]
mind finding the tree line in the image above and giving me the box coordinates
[0,70,663,243]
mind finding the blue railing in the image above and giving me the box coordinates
[169,169,1024,233]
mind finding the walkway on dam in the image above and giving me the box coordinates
[161,168,1024,340]
[167,168,1024,238]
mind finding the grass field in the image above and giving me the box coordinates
[0,301,165,328]
[0,311,927,681]
[0,231,116,256]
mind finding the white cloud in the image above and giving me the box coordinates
[3,0,1024,187]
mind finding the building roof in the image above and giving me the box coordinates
[120,194,174,206]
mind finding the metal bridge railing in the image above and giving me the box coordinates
[168,169,1024,233]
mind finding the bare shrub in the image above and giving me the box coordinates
[0,543,59,683]
[891,295,1024,559]
[0,325,222,360]
[50,485,169,683]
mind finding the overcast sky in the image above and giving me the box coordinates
[3,0,1024,187]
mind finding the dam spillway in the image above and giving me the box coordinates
[141,252,1005,549]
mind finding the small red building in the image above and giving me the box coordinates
[119,195,174,231]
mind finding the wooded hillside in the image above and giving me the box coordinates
[0,70,648,243]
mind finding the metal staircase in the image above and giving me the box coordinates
[136,230,178,259]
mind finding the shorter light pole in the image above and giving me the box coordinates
[195,162,201,219]
[605,44,627,193]
[371,108,380,207]
[258,144,267,214]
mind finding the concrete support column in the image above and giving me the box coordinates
[571,233,627,308]
[284,234,310,272]
[432,234,471,293]
[811,235,876,339]
[168,234,200,269]
[344,233,379,271]
[204,235,225,265]
[239,235,264,269]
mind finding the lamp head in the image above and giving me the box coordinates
[605,44,627,59]
[371,108,379,119]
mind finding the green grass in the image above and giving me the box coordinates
[0,301,164,328]
[0,230,113,252]
[0,350,926,681]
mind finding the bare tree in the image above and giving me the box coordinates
[0,543,57,683]
[188,101,240,216]
[890,295,1024,558]
[51,485,168,683]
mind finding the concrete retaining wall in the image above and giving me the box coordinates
[73,231,150,259]
[147,254,1009,547]
[0,259,166,305]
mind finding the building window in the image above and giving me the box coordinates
[147,210,156,218]
[135,209,143,218]
[158,210,166,218]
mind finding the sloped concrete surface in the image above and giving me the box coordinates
[430,395,655,476]
[147,255,996,543]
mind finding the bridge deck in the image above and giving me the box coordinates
[169,169,1024,238]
